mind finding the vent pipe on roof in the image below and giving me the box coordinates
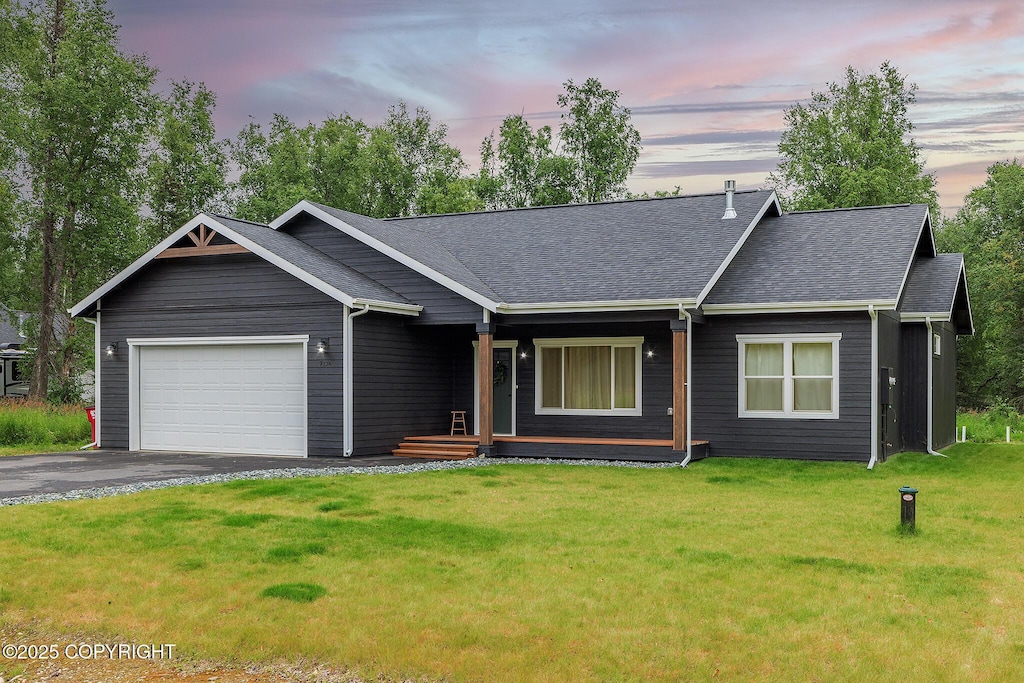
[722,180,737,219]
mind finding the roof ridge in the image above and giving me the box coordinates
[787,203,923,215]
[209,213,270,228]
[385,188,766,221]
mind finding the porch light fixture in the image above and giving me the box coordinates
[520,350,528,360]
[316,338,329,354]
[105,342,118,357]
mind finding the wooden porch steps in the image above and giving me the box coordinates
[392,440,478,460]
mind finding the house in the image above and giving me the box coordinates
[1,305,29,397]
[70,184,973,466]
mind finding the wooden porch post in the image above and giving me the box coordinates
[671,319,687,452]
[477,322,495,456]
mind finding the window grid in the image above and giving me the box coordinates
[737,334,841,420]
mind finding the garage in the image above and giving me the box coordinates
[133,338,307,457]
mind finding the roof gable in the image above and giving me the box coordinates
[71,214,419,318]
[899,253,974,334]
[273,190,781,313]
[703,204,931,311]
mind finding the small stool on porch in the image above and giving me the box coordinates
[450,410,468,436]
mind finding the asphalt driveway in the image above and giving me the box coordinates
[0,449,419,500]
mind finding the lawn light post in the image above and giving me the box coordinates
[899,485,918,531]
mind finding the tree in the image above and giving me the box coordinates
[145,80,227,242]
[557,77,642,203]
[0,0,159,399]
[769,62,938,218]
[936,160,1024,408]
[229,114,314,223]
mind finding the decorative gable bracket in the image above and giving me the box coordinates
[154,224,250,259]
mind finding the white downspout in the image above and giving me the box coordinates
[343,304,371,456]
[868,305,878,469]
[80,314,99,449]
[680,305,694,467]
[924,317,948,458]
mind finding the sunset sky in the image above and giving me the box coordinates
[106,0,1024,214]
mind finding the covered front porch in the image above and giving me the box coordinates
[393,435,710,463]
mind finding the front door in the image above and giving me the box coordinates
[493,347,514,435]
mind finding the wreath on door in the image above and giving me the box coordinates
[493,359,508,386]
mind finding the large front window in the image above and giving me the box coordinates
[737,334,841,419]
[535,337,642,416]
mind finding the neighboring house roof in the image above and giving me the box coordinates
[0,304,26,347]
[71,214,420,318]
[899,252,974,334]
[703,204,932,312]
[274,190,781,312]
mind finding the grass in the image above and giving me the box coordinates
[2,445,1024,681]
[958,406,1024,443]
[0,399,91,454]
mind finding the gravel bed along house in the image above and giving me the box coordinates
[0,457,682,507]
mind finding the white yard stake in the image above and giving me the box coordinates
[962,426,967,442]
[1008,426,1012,443]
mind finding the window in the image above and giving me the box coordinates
[737,334,841,419]
[535,337,642,416]
[932,333,941,356]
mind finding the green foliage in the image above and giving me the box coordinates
[769,62,938,219]
[937,161,1024,408]
[145,79,227,242]
[0,399,90,446]
[557,77,642,204]
[0,0,159,399]
[957,406,1024,442]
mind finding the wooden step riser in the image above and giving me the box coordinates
[391,450,476,460]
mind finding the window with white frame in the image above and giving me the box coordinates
[932,333,941,356]
[737,334,841,419]
[535,337,643,416]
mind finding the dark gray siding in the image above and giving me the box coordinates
[284,215,481,324]
[449,322,674,440]
[351,313,465,455]
[878,310,902,458]
[98,254,345,456]
[933,321,957,448]
[900,323,928,452]
[691,313,872,461]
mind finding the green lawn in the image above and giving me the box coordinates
[1,445,1023,681]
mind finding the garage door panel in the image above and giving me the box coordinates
[139,343,306,456]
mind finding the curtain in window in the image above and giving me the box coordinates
[745,343,783,411]
[793,342,832,411]
[565,346,611,409]
[541,347,563,408]
[614,346,636,409]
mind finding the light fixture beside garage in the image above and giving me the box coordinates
[316,338,329,354]
[105,342,118,357]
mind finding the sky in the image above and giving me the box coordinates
[106,0,1024,215]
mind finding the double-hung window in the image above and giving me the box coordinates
[737,334,841,419]
[535,337,642,416]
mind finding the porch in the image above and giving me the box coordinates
[393,435,710,463]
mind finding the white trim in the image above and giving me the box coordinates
[533,337,644,417]
[497,299,697,314]
[695,192,782,307]
[893,210,934,308]
[343,304,370,456]
[472,340,518,436]
[958,258,976,335]
[868,306,878,468]
[704,300,896,315]
[70,213,421,318]
[932,332,942,356]
[272,201,499,312]
[736,333,841,420]
[899,312,952,323]
[127,335,310,456]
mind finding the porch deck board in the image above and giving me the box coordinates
[405,434,708,448]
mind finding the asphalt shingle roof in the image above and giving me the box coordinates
[212,215,413,307]
[704,204,929,305]
[0,305,24,346]
[898,253,965,315]
[377,190,776,304]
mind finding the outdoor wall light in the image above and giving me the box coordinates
[644,344,655,359]
[316,338,329,354]
[105,342,118,357]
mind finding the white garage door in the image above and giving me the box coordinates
[138,342,306,456]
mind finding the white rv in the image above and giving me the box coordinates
[0,346,29,398]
